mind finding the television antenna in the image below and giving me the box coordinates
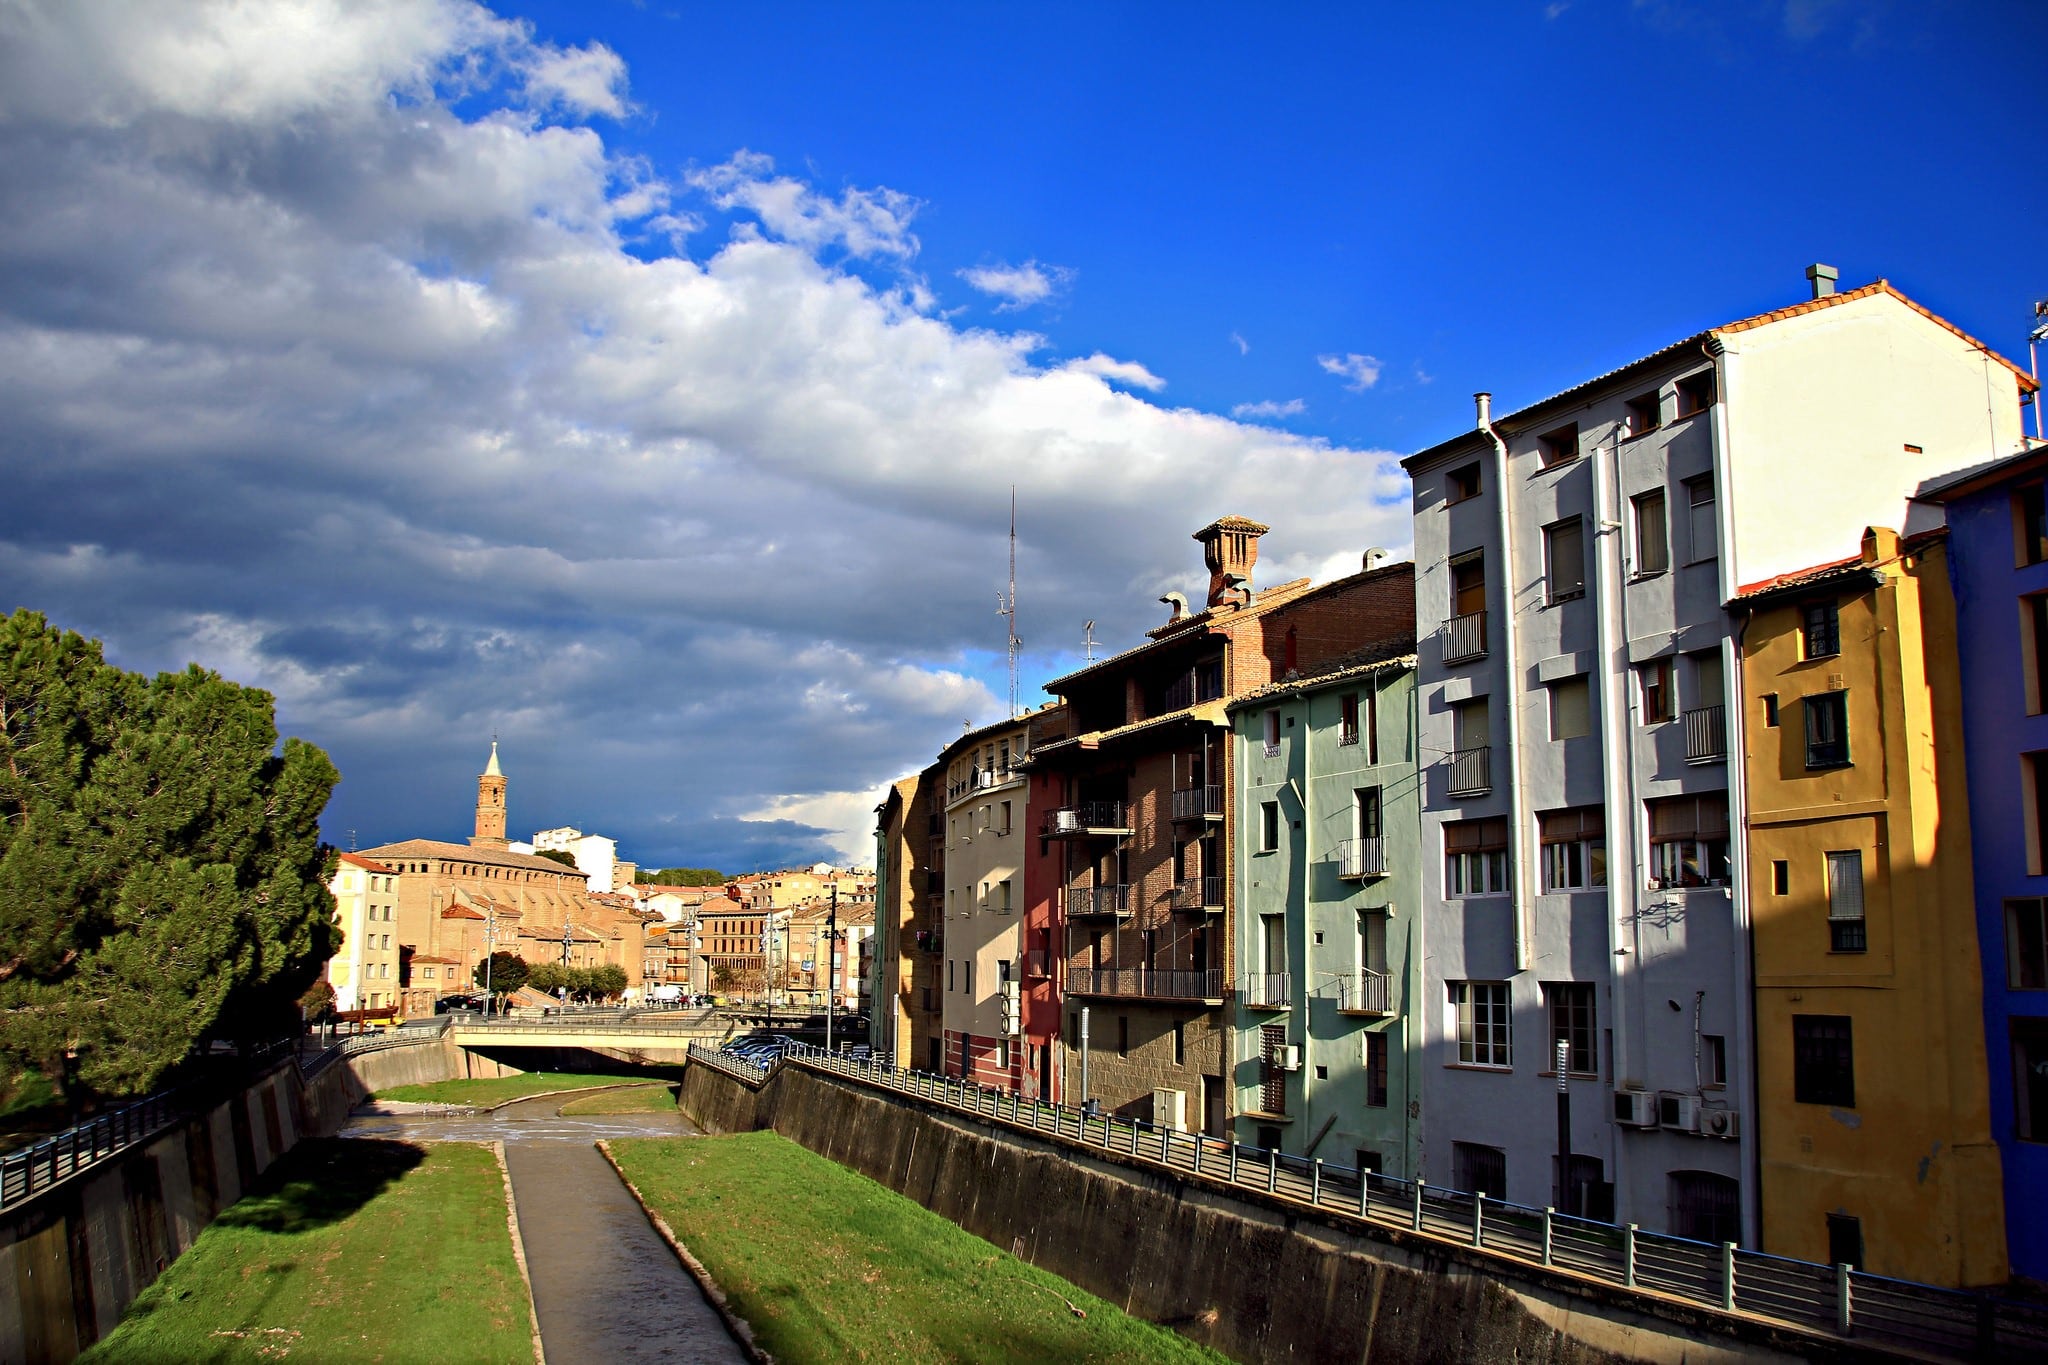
[1083,620,1098,663]
[997,486,1022,716]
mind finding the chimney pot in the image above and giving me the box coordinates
[1474,392,1492,427]
[1805,263,1839,299]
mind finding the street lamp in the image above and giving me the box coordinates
[483,913,497,1017]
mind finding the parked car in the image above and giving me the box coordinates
[434,994,487,1014]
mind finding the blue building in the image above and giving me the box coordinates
[1925,444,2048,1282]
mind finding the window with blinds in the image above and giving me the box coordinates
[1445,817,1510,897]
[1646,794,1731,888]
[1826,850,1866,952]
[1539,806,1606,891]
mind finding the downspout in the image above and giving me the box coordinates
[1709,335,1761,1250]
[1477,393,1535,971]
[1297,691,1315,1148]
[1406,670,1423,1181]
[1591,424,1639,1211]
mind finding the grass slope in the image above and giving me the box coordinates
[80,1138,531,1365]
[374,1071,661,1106]
[611,1132,1227,1365]
[558,1083,677,1115]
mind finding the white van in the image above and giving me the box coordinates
[648,983,685,1003]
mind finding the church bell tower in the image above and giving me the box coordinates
[471,741,509,849]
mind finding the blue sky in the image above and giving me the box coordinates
[0,0,2041,872]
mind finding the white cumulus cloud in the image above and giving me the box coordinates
[1317,352,1384,391]
[1059,353,1166,392]
[958,259,1074,310]
[1231,398,1306,420]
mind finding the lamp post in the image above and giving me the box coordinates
[483,913,497,1017]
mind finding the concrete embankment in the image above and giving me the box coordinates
[679,1060,1856,1365]
[0,1036,506,1364]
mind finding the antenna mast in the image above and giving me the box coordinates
[1000,487,1021,716]
[1083,620,1098,663]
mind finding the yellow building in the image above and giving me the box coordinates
[324,852,402,1012]
[1735,526,2005,1286]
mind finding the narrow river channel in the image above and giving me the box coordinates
[343,1091,750,1365]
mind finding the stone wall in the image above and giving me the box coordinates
[681,1059,1868,1365]
[0,1037,504,1364]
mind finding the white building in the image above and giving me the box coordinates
[532,825,623,893]
[1400,270,2035,1245]
[326,852,402,1012]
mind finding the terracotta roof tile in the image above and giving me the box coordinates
[337,852,397,873]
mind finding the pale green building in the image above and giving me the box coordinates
[1229,646,1421,1178]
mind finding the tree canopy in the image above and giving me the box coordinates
[0,610,339,1097]
[643,867,727,887]
[474,951,528,998]
[533,848,578,869]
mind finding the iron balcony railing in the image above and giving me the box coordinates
[1041,801,1130,837]
[1448,745,1491,796]
[1240,971,1291,1009]
[1069,967,1225,1001]
[1445,610,1487,663]
[1337,836,1386,878]
[1171,785,1224,821]
[1339,969,1392,1014]
[1169,876,1223,912]
[730,1043,2048,1365]
[1065,884,1133,918]
[1684,704,1727,763]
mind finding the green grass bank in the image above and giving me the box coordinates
[559,1083,678,1115]
[375,1071,661,1106]
[610,1131,1228,1365]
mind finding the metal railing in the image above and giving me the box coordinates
[1064,884,1132,918]
[1684,704,1726,763]
[1068,967,1224,1001]
[1337,836,1385,878]
[1171,785,1223,821]
[1445,610,1487,663]
[1041,801,1129,837]
[1448,745,1491,796]
[1240,972,1290,1009]
[1169,876,1222,911]
[700,1042,2048,1365]
[1338,970,1391,1014]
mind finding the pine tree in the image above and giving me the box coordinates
[0,611,339,1097]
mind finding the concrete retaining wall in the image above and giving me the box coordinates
[0,1038,506,1364]
[680,1062,1867,1365]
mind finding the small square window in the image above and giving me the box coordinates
[1675,371,1716,419]
[1793,1014,1855,1107]
[1625,392,1661,438]
[1448,463,1482,504]
[1772,859,1790,896]
[1802,601,1841,659]
[1260,800,1281,852]
[1539,423,1580,467]
[1762,693,1779,727]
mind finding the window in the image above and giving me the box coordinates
[2014,1018,2048,1141]
[1449,981,1511,1067]
[1675,371,1716,419]
[1445,817,1509,897]
[998,878,1014,915]
[1118,1015,1129,1058]
[1647,794,1731,887]
[1365,1032,1388,1107]
[1804,691,1850,768]
[1633,489,1670,576]
[948,960,955,991]
[1357,1148,1384,1175]
[1539,806,1606,891]
[1339,692,1360,746]
[1539,423,1579,467]
[1802,600,1841,659]
[1826,851,1866,952]
[1354,786,1382,842]
[1263,709,1281,757]
[1625,392,1660,438]
[1762,693,1779,727]
[1448,462,1482,503]
[1549,675,1591,741]
[1639,658,1674,723]
[1450,551,1486,618]
[1260,800,1281,852]
[1685,476,1717,563]
[2032,752,2048,877]
[2007,899,2047,989]
[1702,1034,1727,1088]
[1827,1214,1864,1271]
[2019,483,2048,567]
[1793,1014,1855,1107]
[1000,801,1012,834]
[1772,859,1790,896]
[2024,595,2048,715]
[1173,1021,1185,1065]
[1454,1141,1508,1200]
[1545,982,1596,1075]
[1669,1171,1741,1245]
[1544,518,1586,603]
[1365,685,1380,764]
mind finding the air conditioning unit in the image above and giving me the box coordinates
[1699,1105,1740,1140]
[1278,1045,1302,1072]
[1658,1091,1699,1133]
[1613,1088,1657,1128]
[1000,982,1021,1036]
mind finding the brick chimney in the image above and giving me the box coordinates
[1193,516,1269,608]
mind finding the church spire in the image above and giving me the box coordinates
[471,741,508,849]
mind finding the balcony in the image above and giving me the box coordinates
[1065,883,1133,919]
[1684,704,1726,764]
[1445,610,1488,664]
[1240,971,1291,1009]
[1448,745,1491,797]
[1168,876,1223,913]
[1068,967,1225,1003]
[914,928,944,955]
[1336,836,1386,879]
[1337,969,1392,1015]
[1023,950,1052,979]
[1170,784,1224,822]
[1041,801,1132,838]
